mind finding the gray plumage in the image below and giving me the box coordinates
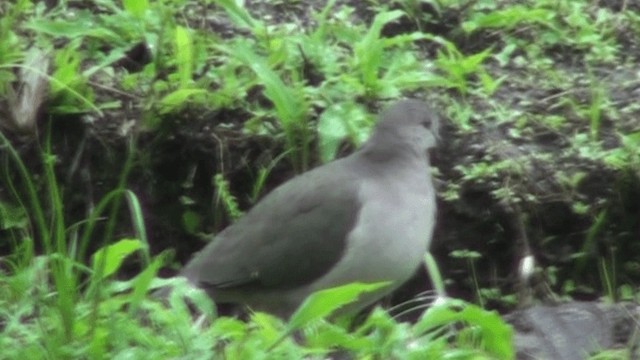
[180,99,439,318]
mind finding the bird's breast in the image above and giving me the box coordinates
[309,166,436,294]
[353,171,435,263]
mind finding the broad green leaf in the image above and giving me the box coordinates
[288,282,390,330]
[415,299,514,359]
[122,0,149,17]
[91,238,142,280]
[317,102,368,162]
[182,210,202,234]
[129,254,164,309]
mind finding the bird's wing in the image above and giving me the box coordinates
[182,159,363,291]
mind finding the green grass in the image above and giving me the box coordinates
[1,0,640,358]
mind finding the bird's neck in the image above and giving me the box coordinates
[357,138,429,167]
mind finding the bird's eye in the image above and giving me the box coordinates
[421,120,430,128]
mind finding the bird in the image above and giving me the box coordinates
[178,99,439,319]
